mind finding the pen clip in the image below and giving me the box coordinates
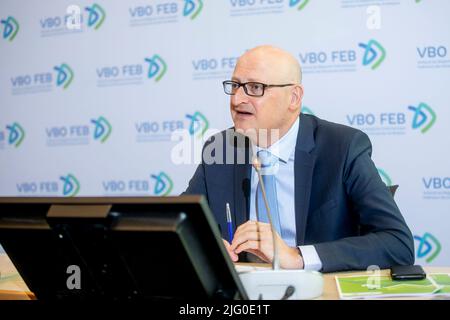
[226,203,232,222]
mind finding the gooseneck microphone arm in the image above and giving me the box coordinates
[253,157,280,270]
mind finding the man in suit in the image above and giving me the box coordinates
[184,45,414,272]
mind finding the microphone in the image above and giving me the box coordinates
[235,155,324,300]
[252,156,280,270]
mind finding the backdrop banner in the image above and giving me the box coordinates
[1,1,448,266]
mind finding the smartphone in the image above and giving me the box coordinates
[390,265,426,281]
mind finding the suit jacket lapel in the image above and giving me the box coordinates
[294,115,316,245]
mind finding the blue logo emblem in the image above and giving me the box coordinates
[151,172,173,196]
[414,233,441,263]
[85,3,106,30]
[289,0,309,10]
[408,102,436,134]
[6,122,25,147]
[145,55,167,82]
[1,16,19,41]
[377,168,392,186]
[54,63,74,89]
[301,106,315,115]
[91,116,112,143]
[186,111,209,138]
[359,39,386,70]
[60,174,80,197]
[183,0,203,20]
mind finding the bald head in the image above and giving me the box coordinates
[229,45,304,147]
[235,45,302,84]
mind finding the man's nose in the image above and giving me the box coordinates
[231,85,249,105]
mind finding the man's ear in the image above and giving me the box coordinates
[289,85,304,110]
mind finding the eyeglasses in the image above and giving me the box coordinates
[222,80,295,97]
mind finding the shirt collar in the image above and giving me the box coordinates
[254,116,299,163]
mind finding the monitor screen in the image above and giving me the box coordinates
[0,195,247,300]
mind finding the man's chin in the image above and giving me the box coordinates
[233,122,259,142]
[233,122,255,134]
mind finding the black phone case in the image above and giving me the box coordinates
[391,265,426,280]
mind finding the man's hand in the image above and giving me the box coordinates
[222,239,238,262]
[229,220,304,269]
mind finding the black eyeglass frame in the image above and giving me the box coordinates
[222,80,296,97]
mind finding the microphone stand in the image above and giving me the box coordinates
[236,156,324,300]
[253,157,280,270]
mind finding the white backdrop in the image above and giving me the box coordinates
[1,0,449,266]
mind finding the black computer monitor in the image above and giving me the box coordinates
[0,195,248,300]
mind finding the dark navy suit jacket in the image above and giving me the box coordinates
[184,114,414,272]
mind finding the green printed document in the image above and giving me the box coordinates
[335,273,450,299]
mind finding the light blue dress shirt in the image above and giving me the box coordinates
[249,116,322,271]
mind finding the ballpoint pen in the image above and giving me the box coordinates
[226,202,233,243]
